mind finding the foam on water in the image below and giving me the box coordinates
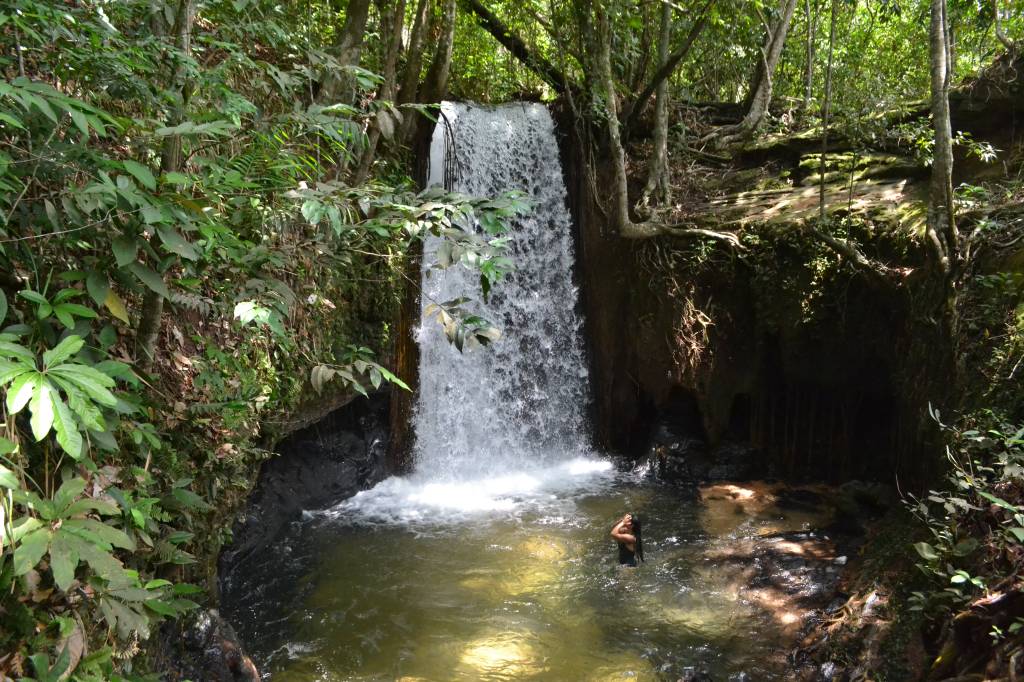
[330,101,598,523]
[325,458,614,525]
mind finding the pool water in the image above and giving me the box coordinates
[225,462,836,681]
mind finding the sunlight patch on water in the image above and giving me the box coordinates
[321,457,614,525]
[458,634,544,678]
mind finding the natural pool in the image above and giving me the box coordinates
[225,461,841,681]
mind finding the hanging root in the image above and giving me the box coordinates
[638,242,716,376]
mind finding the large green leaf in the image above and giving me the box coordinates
[62,533,125,582]
[156,226,199,260]
[13,527,50,575]
[63,519,135,551]
[51,375,106,431]
[112,236,138,268]
[50,365,117,406]
[144,599,179,617]
[121,160,156,191]
[51,396,84,458]
[978,490,1017,512]
[99,595,150,640]
[54,303,97,320]
[6,372,38,414]
[49,531,80,591]
[2,516,42,550]
[0,289,6,325]
[0,362,32,386]
[43,335,84,368]
[86,272,110,307]
[126,262,170,299]
[0,340,36,365]
[0,462,18,489]
[29,379,56,441]
[52,478,87,515]
[18,290,49,306]
[914,541,940,561]
[63,496,118,517]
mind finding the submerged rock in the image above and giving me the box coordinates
[678,666,714,681]
[648,417,712,480]
[217,392,391,667]
[152,609,259,681]
[646,416,759,482]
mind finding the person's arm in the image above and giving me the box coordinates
[610,517,636,549]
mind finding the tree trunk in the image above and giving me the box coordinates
[626,1,655,96]
[742,0,799,130]
[707,0,799,144]
[801,0,818,117]
[388,240,422,473]
[462,0,569,93]
[354,0,407,184]
[136,0,194,368]
[994,0,1014,49]
[594,5,740,247]
[928,0,957,277]
[321,0,372,103]
[420,0,457,104]
[623,0,712,132]
[397,0,433,142]
[803,0,883,278]
[640,0,672,210]
[818,0,837,222]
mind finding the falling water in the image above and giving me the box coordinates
[414,102,592,479]
[328,102,602,521]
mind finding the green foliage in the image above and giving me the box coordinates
[908,409,1024,618]
[0,0,531,676]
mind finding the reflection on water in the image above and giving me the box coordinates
[226,466,838,681]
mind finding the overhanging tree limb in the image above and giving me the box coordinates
[994,0,1014,50]
[702,0,799,145]
[594,4,741,249]
[623,0,714,131]
[461,0,570,93]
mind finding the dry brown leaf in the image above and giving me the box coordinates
[57,618,86,680]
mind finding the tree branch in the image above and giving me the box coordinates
[994,0,1014,50]
[461,0,570,93]
[804,221,892,284]
[621,220,744,247]
[624,0,714,131]
[593,5,742,251]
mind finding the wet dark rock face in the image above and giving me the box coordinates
[552,100,941,484]
[646,414,760,482]
[220,392,390,572]
[152,609,260,681]
[216,393,391,660]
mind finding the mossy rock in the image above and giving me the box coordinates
[798,152,922,185]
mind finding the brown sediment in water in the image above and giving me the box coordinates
[697,481,860,674]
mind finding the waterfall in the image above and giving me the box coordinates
[413,102,592,481]
[327,102,606,522]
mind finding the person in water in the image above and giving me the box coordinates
[610,513,644,566]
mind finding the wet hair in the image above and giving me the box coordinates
[629,512,645,562]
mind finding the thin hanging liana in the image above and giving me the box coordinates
[438,109,462,192]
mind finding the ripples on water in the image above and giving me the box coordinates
[226,461,835,681]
